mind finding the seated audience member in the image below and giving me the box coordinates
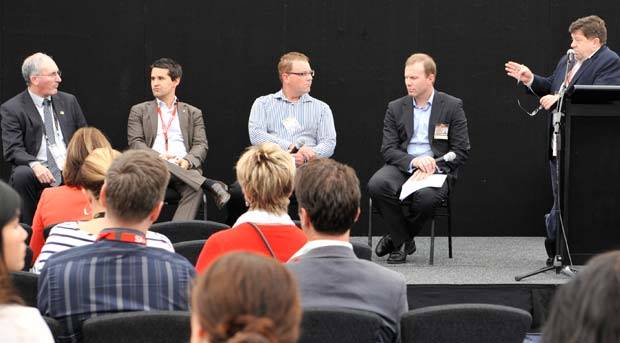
[287,159,408,343]
[195,143,307,272]
[30,127,112,261]
[0,181,54,342]
[38,150,196,343]
[191,252,301,343]
[542,251,620,343]
[32,148,174,273]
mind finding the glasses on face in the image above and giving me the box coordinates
[36,70,62,78]
[287,70,315,77]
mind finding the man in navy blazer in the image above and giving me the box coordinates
[288,158,408,343]
[505,15,620,260]
[368,53,470,264]
[1,53,87,224]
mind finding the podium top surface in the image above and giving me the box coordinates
[568,85,620,103]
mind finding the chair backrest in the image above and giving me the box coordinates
[43,223,57,240]
[21,223,33,245]
[43,316,65,342]
[351,242,372,261]
[10,271,38,307]
[150,220,229,243]
[23,246,33,271]
[172,239,206,266]
[81,311,190,343]
[298,307,385,343]
[401,303,532,343]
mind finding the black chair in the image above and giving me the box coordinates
[368,196,452,265]
[21,223,33,245]
[43,316,65,343]
[351,241,372,261]
[172,239,206,266]
[150,220,229,244]
[43,223,58,240]
[298,307,385,343]
[400,303,532,343]
[81,311,191,343]
[10,271,38,307]
[23,246,33,271]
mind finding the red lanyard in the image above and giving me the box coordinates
[157,104,177,152]
[97,229,147,245]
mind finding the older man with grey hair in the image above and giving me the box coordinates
[1,52,87,224]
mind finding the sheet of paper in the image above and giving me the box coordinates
[399,174,448,201]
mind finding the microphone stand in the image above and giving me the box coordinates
[515,54,578,281]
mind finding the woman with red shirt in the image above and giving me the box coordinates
[195,143,307,272]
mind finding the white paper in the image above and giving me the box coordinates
[399,174,448,201]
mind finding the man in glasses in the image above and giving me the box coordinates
[226,51,337,225]
[505,15,620,263]
[1,52,87,224]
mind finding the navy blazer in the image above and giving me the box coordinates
[1,90,87,168]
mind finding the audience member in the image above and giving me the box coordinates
[288,158,408,343]
[0,181,54,342]
[191,252,301,343]
[32,148,174,273]
[30,127,112,261]
[195,143,307,272]
[542,250,620,343]
[38,150,196,343]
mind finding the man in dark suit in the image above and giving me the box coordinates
[505,15,620,262]
[127,58,229,221]
[1,52,87,224]
[288,158,408,343]
[368,53,470,264]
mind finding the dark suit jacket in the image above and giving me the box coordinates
[1,90,86,168]
[127,100,208,169]
[381,91,470,175]
[287,245,408,343]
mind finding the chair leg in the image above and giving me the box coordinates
[448,202,452,259]
[368,198,373,247]
[203,194,208,221]
[429,218,436,265]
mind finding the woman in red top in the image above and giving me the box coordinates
[29,127,112,261]
[195,143,307,272]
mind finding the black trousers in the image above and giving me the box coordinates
[10,165,46,225]
[368,164,449,247]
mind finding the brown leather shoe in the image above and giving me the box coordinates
[207,181,230,209]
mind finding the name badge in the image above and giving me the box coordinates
[434,124,449,140]
[282,117,302,132]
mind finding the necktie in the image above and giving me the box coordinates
[564,60,577,86]
[43,99,62,186]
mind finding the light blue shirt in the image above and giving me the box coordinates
[407,90,435,158]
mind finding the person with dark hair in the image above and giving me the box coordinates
[1,52,87,225]
[127,57,230,219]
[288,158,407,343]
[542,250,620,343]
[191,252,301,343]
[0,180,54,342]
[195,143,306,272]
[38,150,196,342]
[29,127,112,261]
[505,15,620,264]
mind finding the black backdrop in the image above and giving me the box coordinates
[1,1,618,236]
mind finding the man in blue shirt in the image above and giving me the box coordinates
[38,150,196,343]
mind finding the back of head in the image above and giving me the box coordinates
[76,148,121,199]
[104,150,169,223]
[63,127,112,186]
[236,143,295,214]
[0,181,23,305]
[192,252,301,343]
[569,15,607,45]
[294,158,360,235]
[542,251,620,343]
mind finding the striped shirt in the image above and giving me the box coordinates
[31,221,174,274]
[37,229,195,343]
[248,90,337,157]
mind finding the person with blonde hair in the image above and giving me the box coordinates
[29,127,112,261]
[195,143,307,272]
[32,148,174,273]
[191,252,301,343]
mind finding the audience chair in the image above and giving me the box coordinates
[43,223,57,240]
[23,246,33,271]
[368,196,453,265]
[81,311,191,343]
[21,223,32,245]
[298,307,385,343]
[43,316,65,343]
[172,239,206,266]
[10,271,38,307]
[150,220,229,244]
[400,303,532,343]
[351,241,372,261]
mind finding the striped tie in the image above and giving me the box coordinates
[43,99,62,186]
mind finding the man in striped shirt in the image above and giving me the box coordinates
[37,150,196,343]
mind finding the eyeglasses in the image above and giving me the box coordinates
[287,70,315,77]
[35,71,62,78]
[515,80,542,116]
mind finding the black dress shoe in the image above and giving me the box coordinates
[375,235,395,257]
[404,239,416,255]
[387,249,407,264]
[206,181,231,209]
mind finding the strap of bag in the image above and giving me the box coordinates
[248,222,276,258]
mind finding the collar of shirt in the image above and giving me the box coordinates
[274,89,312,103]
[288,239,353,261]
[233,209,295,227]
[28,89,50,109]
[156,96,178,110]
[412,89,435,110]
